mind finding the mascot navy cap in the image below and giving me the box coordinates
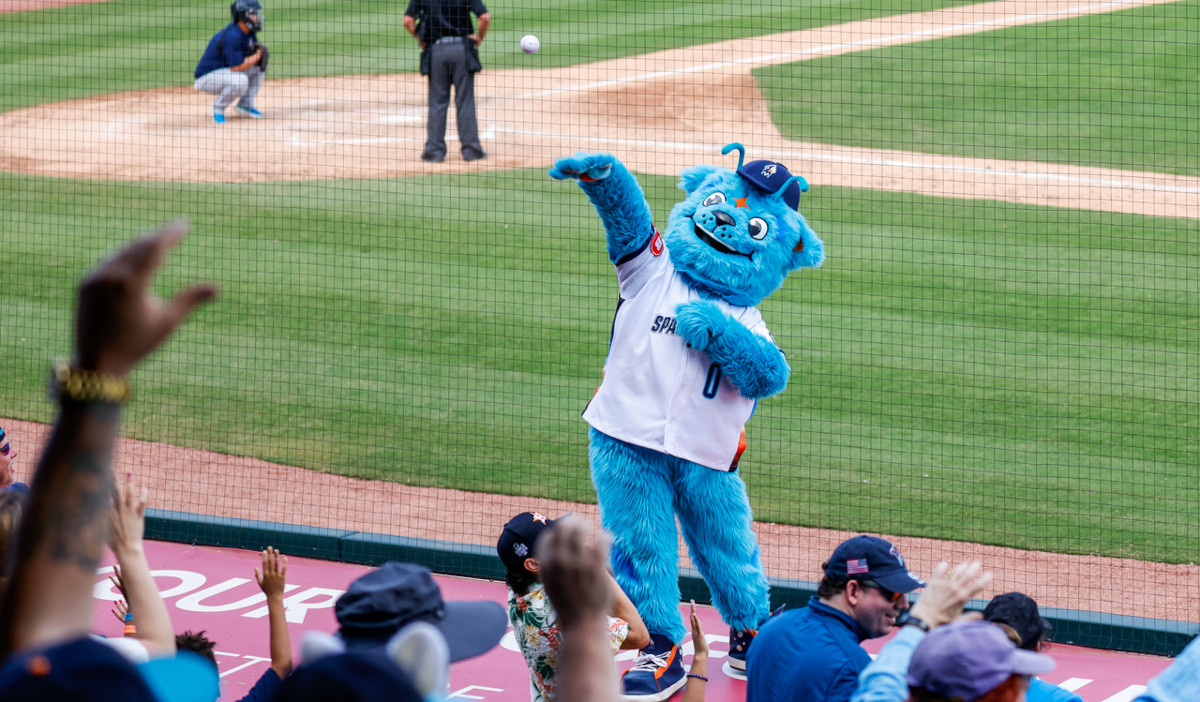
[273,648,422,702]
[335,562,507,662]
[907,621,1055,700]
[738,159,803,211]
[824,534,926,593]
[984,592,1052,649]
[497,511,556,573]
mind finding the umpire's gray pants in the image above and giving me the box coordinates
[194,66,263,111]
[425,39,483,159]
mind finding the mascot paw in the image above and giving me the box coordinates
[674,300,729,352]
[549,152,614,182]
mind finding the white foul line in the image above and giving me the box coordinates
[518,0,1164,99]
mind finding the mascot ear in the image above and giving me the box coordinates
[790,217,825,270]
[678,165,724,195]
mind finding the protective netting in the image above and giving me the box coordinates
[1,0,1196,654]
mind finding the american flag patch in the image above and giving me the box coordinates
[846,558,869,575]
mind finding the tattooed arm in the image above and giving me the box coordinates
[0,222,216,656]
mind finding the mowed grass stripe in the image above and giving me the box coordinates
[1,0,971,111]
[1,171,1196,562]
[755,0,1200,176]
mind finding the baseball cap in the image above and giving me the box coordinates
[272,647,422,702]
[496,511,556,574]
[824,535,926,593]
[737,159,806,211]
[334,562,507,662]
[0,637,219,702]
[907,620,1056,699]
[984,592,1052,650]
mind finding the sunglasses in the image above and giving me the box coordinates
[0,443,9,457]
[858,579,904,604]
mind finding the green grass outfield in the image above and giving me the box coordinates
[0,0,970,111]
[755,0,1200,176]
[2,172,1196,564]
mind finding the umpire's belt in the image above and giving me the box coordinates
[434,35,463,45]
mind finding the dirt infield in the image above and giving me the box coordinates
[2,0,1195,218]
[5,0,1197,625]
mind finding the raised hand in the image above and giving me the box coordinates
[74,221,217,377]
[549,153,615,182]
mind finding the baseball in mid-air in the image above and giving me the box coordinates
[520,34,540,54]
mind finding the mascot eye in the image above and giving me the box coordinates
[748,217,769,240]
[702,192,726,207]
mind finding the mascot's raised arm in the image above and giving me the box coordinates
[550,144,824,700]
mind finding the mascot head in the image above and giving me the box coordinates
[664,143,824,307]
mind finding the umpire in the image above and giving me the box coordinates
[404,0,490,162]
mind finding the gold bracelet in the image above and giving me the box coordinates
[49,359,132,405]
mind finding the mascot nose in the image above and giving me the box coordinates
[713,210,735,229]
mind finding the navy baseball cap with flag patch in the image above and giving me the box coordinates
[824,534,926,593]
[497,511,556,574]
[737,159,805,211]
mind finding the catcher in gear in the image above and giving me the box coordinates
[193,0,268,122]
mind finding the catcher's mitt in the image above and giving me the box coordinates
[249,39,269,72]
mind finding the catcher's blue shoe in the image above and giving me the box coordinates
[213,111,226,124]
[620,633,686,701]
[235,106,264,118]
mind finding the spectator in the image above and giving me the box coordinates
[681,600,708,702]
[162,548,292,701]
[746,535,927,702]
[849,561,993,702]
[1132,633,1200,702]
[104,476,176,658]
[536,516,621,702]
[194,0,268,123]
[0,428,28,496]
[906,620,1056,702]
[984,593,1082,702]
[0,222,218,701]
[498,511,649,701]
[333,561,507,660]
[0,491,24,594]
[272,645,424,702]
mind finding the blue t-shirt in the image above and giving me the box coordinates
[234,667,282,702]
[1029,677,1084,702]
[1,482,29,496]
[195,22,255,79]
[747,598,872,702]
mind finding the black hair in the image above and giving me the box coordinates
[505,565,539,597]
[816,560,852,599]
[176,630,218,665]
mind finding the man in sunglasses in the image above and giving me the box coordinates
[746,535,926,702]
[0,427,27,496]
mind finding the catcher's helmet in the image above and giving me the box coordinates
[231,0,263,31]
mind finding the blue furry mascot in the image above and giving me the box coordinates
[550,144,824,699]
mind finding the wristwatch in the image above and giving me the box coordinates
[901,615,931,633]
[48,359,132,405]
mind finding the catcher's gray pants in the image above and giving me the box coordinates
[425,39,483,159]
[194,66,263,112]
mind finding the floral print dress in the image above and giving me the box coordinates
[508,583,629,702]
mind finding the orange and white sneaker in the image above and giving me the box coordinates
[620,633,687,701]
